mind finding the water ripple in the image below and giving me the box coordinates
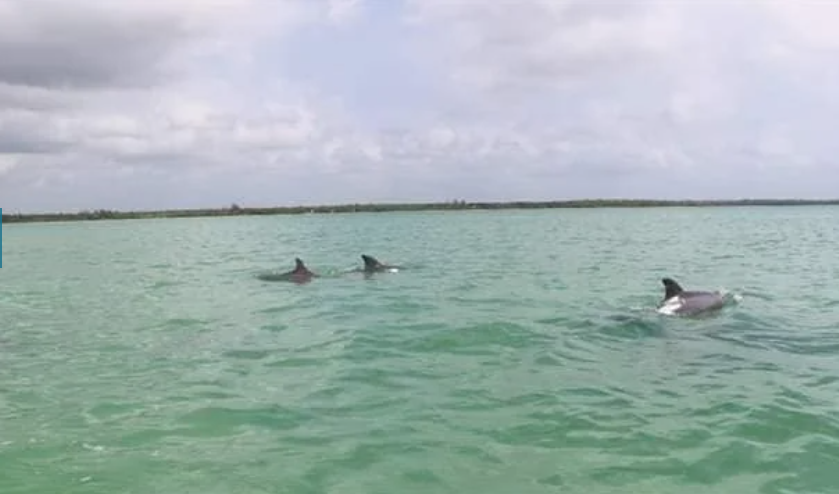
[3,210,839,493]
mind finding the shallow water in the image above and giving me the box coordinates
[2,207,839,493]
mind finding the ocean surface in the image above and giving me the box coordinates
[2,207,839,494]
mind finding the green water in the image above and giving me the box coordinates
[2,207,839,493]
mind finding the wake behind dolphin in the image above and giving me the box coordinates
[257,257,317,284]
[656,277,729,316]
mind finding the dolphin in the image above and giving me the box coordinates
[656,277,726,316]
[257,257,317,284]
[360,254,401,274]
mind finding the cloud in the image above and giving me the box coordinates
[1,2,182,89]
[327,0,363,25]
[403,1,839,180]
[0,0,344,206]
[404,0,684,95]
[2,0,839,212]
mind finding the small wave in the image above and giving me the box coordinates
[220,349,274,360]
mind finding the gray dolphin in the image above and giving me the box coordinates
[360,254,401,274]
[656,277,725,316]
[257,258,317,284]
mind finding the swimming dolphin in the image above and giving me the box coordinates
[657,277,725,316]
[257,258,317,284]
[360,254,401,273]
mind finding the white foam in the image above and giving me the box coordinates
[656,296,683,316]
[717,288,744,303]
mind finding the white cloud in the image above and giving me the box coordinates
[763,2,839,50]
[404,0,685,93]
[327,0,363,25]
[402,1,839,176]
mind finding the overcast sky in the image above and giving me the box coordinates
[1,0,838,213]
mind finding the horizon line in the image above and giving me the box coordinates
[3,197,839,224]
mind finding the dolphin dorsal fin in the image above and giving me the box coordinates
[662,278,684,300]
[361,254,380,269]
[294,257,307,273]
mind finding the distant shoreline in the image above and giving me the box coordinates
[3,199,839,224]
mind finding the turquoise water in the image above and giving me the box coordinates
[2,207,839,493]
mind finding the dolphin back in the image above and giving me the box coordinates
[256,272,293,282]
[659,291,725,316]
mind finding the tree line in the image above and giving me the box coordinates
[3,199,839,224]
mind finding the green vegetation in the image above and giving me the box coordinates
[3,199,839,224]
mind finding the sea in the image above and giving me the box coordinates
[1,206,839,494]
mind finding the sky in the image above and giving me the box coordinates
[1,0,839,213]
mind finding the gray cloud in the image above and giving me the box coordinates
[0,82,84,112]
[0,1,193,90]
[0,109,73,154]
[0,0,327,184]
